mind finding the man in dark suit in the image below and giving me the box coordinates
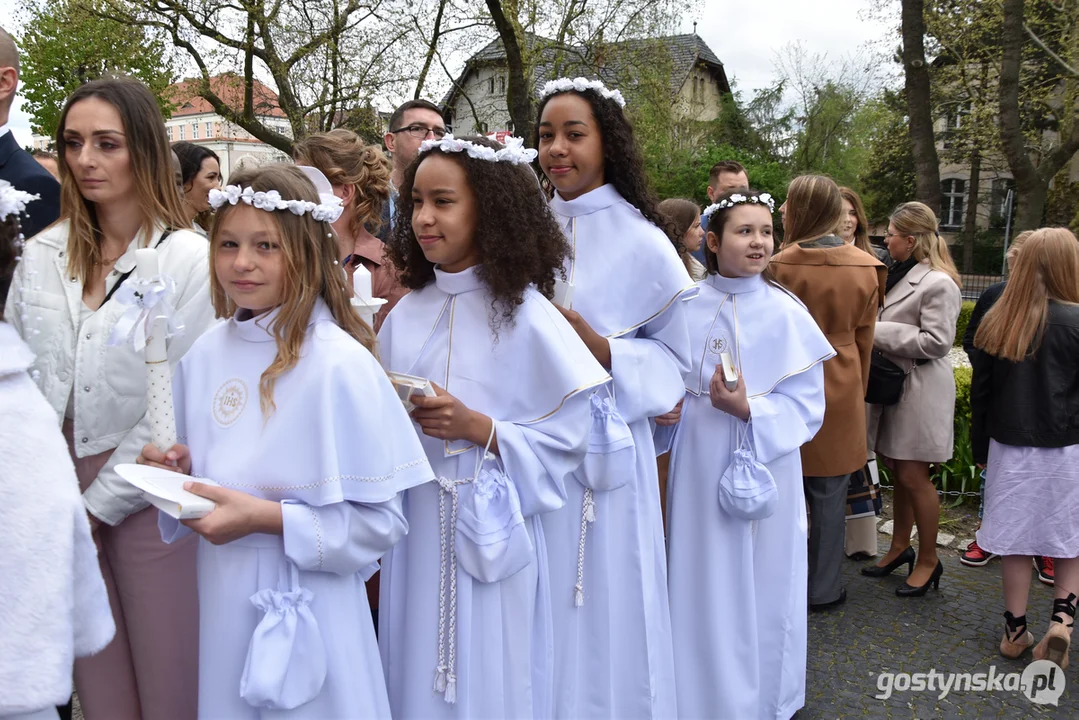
[0,26,60,240]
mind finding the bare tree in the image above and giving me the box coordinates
[901,0,942,215]
[98,0,418,154]
[998,0,1079,231]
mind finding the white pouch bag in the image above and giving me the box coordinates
[718,419,778,521]
[573,390,636,492]
[455,462,533,584]
[240,562,327,710]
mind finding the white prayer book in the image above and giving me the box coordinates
[115,464,219,519]
[387,371,436,412]
[720,351,739,391]
[552,278,575,309]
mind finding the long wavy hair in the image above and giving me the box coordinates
[534,87,678,245]
[387,136,568,328]
[781,174,844,247]
[293,129,392,236]
[839,186,873,256]
[209,164,377,415]
[974,227,1079,362]
[55,77,188,284]
[889,202,962,287]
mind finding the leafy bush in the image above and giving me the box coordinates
[954,301,975,348]
[934,366,979,504]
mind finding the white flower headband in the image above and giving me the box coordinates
[539,77,626,108]
[419,134,538,165]
[0,180,39,223]
[702,192,776,219]
[207,185,344,223]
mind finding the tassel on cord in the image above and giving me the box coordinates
[575,488,595,607]
[434,666,447,693]
[444,674,458,704]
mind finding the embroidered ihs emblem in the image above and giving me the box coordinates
[213,378,248,427]
[707,335,729,356]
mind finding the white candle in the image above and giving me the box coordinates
[134,248,177,451]
[353,263,373,302]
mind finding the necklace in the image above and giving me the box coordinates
[94,249,124,267]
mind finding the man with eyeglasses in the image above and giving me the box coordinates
[384,99,447,194]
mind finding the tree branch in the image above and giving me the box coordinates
[1024,23,1079,78]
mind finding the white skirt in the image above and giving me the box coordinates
[977,440,1079,558]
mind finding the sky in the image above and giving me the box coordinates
[1,1,897,148]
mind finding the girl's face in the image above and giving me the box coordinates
[61,97,134,206]
[683,215,704,253]
[186,156,222,212]
[214,204,286,315]
[839,198,858,242]
[537,93,605,201]
[707,205,774,278]
[411,154,480,273]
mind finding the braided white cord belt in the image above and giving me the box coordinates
[432,425,497,705]
[575,488,596,607]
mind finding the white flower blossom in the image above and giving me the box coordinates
[0,180,39,221]
[418,134,537,166]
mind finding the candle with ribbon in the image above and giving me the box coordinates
[350,262,386,328]
[107,248,184,451]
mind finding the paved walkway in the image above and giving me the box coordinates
[804,552,1074,717]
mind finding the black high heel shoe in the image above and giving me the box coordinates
[896,560,944,597]
[861,546,915,578]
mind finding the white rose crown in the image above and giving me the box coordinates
[702,192,776,219]
[207,185,344,223]
[419,134,538,165]
[538,77,626,107]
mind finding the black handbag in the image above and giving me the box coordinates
[865,350,925,405]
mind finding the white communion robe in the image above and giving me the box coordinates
[545,184,696,720]
[659,272,834,720]
[159,299,434,720]
[377,266,610,720]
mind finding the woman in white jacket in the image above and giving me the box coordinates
[5,77,215,720]
[1,182,115,720]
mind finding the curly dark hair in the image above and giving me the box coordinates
[534,87,679,249]
[387,135,570,327]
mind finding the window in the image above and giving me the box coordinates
[480,121,489,133]
[991,178,1016,228]
[499,76,506,94]
[167,126,173,142]
[179,123,185,140]
[191,122,199,139]
[941,178,966,228]
[206,122,214,138]
[488,76,495,95]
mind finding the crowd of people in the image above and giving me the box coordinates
[1,20,1077,720]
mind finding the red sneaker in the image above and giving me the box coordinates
[960,540,998,567]
[1034,557,1055,586]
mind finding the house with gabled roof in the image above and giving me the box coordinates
[440,33,730,135]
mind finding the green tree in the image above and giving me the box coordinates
[17,0,176,140]
[858,89,916,223]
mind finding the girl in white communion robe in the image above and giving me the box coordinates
[0,182,115,720]
[377,135,610,720]
[138,164,433,719]
[659,191,834,720]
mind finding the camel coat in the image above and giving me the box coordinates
[867,261,962,462]
[771,237,886,477]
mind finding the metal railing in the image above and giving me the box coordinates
[958,273,1003,302]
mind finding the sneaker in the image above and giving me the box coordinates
[1035,557,1055,586]
[960,540,998,567]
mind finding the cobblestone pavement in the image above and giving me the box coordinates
[803,552,1074,718]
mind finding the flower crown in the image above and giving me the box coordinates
[419,134,538,165]
[539,77,626,107]
[207,185,344,223]
[702,192,775,219]
[0,180,39,223]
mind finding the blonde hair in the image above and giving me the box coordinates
[839,187,873,256]
[782,174,843,247]
[1005,229,1033,268]
[889,202,962,287]
[974,227,1079,362]
[55,77,188,284]
[293,129,392,238]
[209,164,378,415]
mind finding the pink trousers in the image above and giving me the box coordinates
[65,422,199,720]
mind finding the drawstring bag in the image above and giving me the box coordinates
[573,390,635,492]
[240,562,327,710]
[455,462,532,584]
[718,419,777,521]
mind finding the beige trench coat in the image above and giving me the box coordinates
[868,261,962,463]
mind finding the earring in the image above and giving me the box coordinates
[333,260,339,266]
